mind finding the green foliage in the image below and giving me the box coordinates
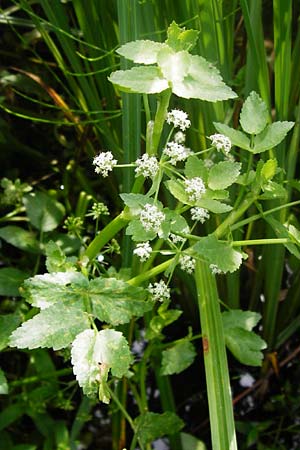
[208,161,241,190]
[0,226,41,253]
[133,411,184,446]
[161,340,196,375]
[0,369,8,395]
[23,192,65,232]
[0,268,29,296]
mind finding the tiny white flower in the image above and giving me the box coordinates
[140,204,165,233]
[174,131,186,144]
[204,158,214,169]
[163,141,191,165]
[135,154,159,178]
[133,241,152,261]
[166,109,191,131]
[190,207,210,223]
[169,233,186,244]
[209,263,223,275]
[148,280,170,302]
[93,151,117,177]
[179,255,196,274]
[184,177,206,202]
[209,134,232,154]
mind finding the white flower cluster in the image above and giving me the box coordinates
[135,154,159,178]
[148,280,170,302]
[163,142,191,165]
[184,177,206,202]
[179,255,196,274]
[190,207,210,223]
[174,131,186,144]
[133,241,152,261]
[169,233,186,244]
[209,133,231,154]
[140,204,165,233]
[209,263,223,275]
[93,151,117,177]
[166,109,191,131]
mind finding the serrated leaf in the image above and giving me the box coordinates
[9,303,89,350]
[90,278,151,326]
[208,161,241,190]
[240,91,269,135]
[23,192,65,232]
[117,40,167,64]
[222,309,262,331]
[0,268,29,296]
[184,156,208,181]
[166,21,199,52]
[0,369,8,395]
[213,122,251,150]
[21,272,88,309]
[157,47,191,84]
[0,225,41,253]
[161,340,196,375]
[193,234,247,273]
[0,312,22,351]
[195,199,232,213]
[134,412,184,446]
[109,66,169,94]
[71,329,132,401]
[253,121,294,153]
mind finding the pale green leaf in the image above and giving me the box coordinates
[21,272,88,309]
[71,329,132,401]
[181,432,206,450]
[261,158,277,181]
[109,66,169,94]
[117,40,167,64]
[126,219,157,241]
[253,121,294,153]
[89,278,151,325]
[134,412,184,446]
[157,47,190,84]
[166,21,199,52]
[161,340,196,375]
[240,91,269,135]
[0,312,22,351]
[184,156,208,182]
[213,122,250,150]
[208,161,241,190]
[195,199,232,213]
[9,303,89,350]
[222,310,267,366]
[0,268,29,296]
[0,368,8,395]
[165,179,190,204]
[23,192,65,232]
[0,225,41,253]
[193,234,247,273]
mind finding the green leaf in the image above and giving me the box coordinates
[0,268,29,296]
[181,432,206,450]
[193,234,247,273]
[265,216,300,259]
[0,312,22,351]
[126,219,157,241]
[45,240,75,273]
[222,310,267,366]
[161,340,196,375]
[253,121,294,153]
[21,272,88,309]
[208,161,241,190]
[117,40,167,64]
[9,303,89,350]
[134,411,184,446]
[195,199,232,213]
[71,329,132,401]
[213,123,251,150]
[166,21,199,52]
[260,158,277,181]
[239,91,269,135]
[163,52,237,101]
[90,278,151,326]
[109,66,169,94]
[184,156,208,182]
[23,192,65,232]
[259,181,287,200]
[0,226,41,253]
[165,179,190,204]
[0,368,8,395]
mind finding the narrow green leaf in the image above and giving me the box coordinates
[0,368,8,395]
[134,411,184,446]
[23,192,65,232]
[239,91,269,135]
[161,341,196,375]
[0,226,41,253]
[109,66,169,94]
[208,161,241,190]
[253,121,294,153]
[213,122,251,150]
[117,40,167,64]
[9,303,89,350]
[0,268,29,296]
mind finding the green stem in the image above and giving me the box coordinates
[231,238,290,246]
[128,258,175,286]
[149,88,172,156]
